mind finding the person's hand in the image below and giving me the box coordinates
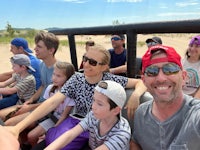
[14,104,30,115]
[24,99,33,105]
[124,94,140,120]
[37,134,45,143]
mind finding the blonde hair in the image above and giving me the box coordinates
[88,45,110,65]
[87,45,110,72]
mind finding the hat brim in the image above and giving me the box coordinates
[28,66,35,72]
[146,38,155,43]
[24,48,33,53]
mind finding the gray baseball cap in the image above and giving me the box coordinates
[10,54,35,72]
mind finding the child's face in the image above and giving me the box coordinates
[12,63,24,73]
[52,67,67,88]
[92,91,114,120]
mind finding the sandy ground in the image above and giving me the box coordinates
[0,33,197,73]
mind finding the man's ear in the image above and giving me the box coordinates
[182,70,187,86]
[49,47,56,55]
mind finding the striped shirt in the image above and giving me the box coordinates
[80,111,131,150]
[13,73,36,103]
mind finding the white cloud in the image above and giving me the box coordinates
[176,0,199,7]
[158,12,200,17]
[107,0,142,2]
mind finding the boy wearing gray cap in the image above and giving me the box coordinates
[0,37,41,90]
[0,54,36,120]
[45,80,131,150]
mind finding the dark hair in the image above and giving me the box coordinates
[35,31,59,56]
[107,98,120,119]
[85,40,95,46]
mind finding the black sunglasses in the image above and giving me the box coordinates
[98,81,108,89]
[82,55,104,66]
[111,37,122,41]
[144,63,181,77]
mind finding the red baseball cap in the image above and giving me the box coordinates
[142,45,182,73]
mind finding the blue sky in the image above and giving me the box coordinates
[0,0,200,30]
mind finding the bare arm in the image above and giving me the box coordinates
[0,71,13,82]
[0,77,17,95]
[130,140,142,150]
[44,124,83,150]
[0,125,19,150]
[0,87,18,95]
[110,64,127,75]
[0,77,15,88]
[125,78,147,119]
[10,92,66,138]
[95,144,109,150]
[55,106,73,126]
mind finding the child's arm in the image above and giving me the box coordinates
[0,77,15,88]
[0,71,13,82]
[95,144,109,150]
[0,86,18,95]
[44,124,83,150]
[23,85,44,105]
[9,92,66,138]
[130,140,142,150]
[55,106,73,126]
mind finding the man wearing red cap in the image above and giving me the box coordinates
[131,45,200,150]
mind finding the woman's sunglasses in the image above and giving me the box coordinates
[82,55,104,66]
[144,63,181,77]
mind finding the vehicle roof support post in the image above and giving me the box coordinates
[68,34,78,71]
[126,30,137,78]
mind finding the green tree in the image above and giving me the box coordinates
[6,22,15,37]
[112,20,120,25]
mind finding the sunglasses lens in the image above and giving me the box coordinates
[145,63,180,77]
[82,56,98,66]
[89,59,97,66]
[111,37,121,41]
[162,64,180,75]
[145,66,159,77]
